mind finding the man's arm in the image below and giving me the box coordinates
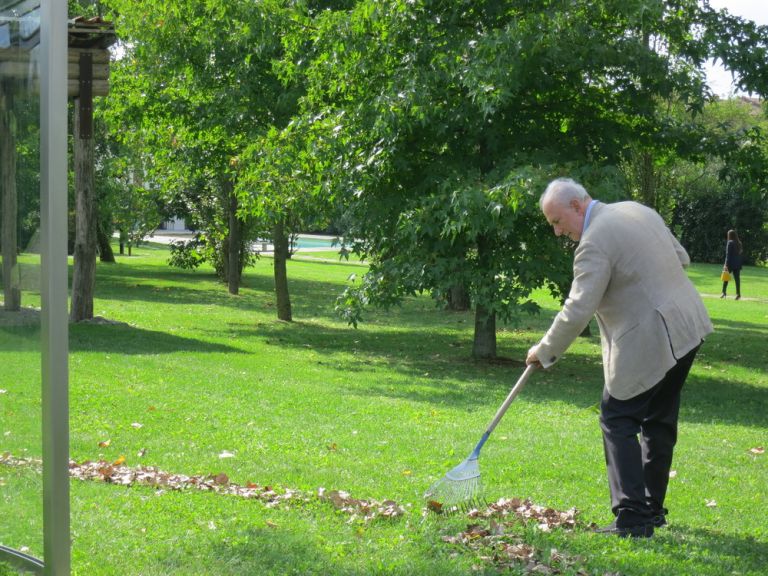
[528,240,611,368]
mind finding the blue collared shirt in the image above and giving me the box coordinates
[582,200,598,238]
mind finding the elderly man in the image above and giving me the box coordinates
[527,178,713,538]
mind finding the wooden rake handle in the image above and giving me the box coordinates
[485,363,536,436]
[469,363,537,459]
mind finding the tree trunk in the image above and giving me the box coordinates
[272,220,292,321]
[70,97,97,322]
[97,222,116,263]
[446,283,470,311]
[472,303,496,359]
[226,179,240,295]
[1,80,20,311]
[639,151,656,210]
[472,234,496,359]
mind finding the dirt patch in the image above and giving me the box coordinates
[0,306,129,328]
[0,306,41,327]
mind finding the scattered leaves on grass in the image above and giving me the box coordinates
[318,487,406,522]
[4,452,605,573]
[218,450,235,459]
[749,446,764,455]
[0,453,42,468]
[443,526,590,574]
[437,498,598,574]
[7,455,408,522]
[98,439,111,448]
[67,459,305,506]
[467,497,582,532]
[705,499,717,508]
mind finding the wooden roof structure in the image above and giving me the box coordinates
[0,0,116,97]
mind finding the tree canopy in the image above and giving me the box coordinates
[95,0,768,357]
[277,0,768,357]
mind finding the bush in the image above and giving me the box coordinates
[671,179,767,266]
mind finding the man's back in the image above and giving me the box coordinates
[580,201,712,399]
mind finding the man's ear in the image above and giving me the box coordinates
[569,198,582,213]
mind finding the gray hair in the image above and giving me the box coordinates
[539,178,590,211]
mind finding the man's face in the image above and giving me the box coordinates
[542,197,586,242]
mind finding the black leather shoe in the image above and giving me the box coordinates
[595,521,654,538]
[652,509,668,527]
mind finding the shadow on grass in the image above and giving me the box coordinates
[89,255,767,428]
[241,320,766,429]
[529,522,768,576]
[94,257,454,329]
[94,262,360,320]
[95,267,261,312]
[68,323,244,355]
[203,526,475,576]
[652,524,768,576]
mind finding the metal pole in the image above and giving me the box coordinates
[40,0,70,574]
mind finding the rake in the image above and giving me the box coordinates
[425,364,536,513]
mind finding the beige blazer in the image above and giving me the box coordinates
[535,201,713,400]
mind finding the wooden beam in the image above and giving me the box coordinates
[0,47,112,97]
[0,60,110,80]
[69,79,109,97]
[0,47,111,64]
[68,48,111,64]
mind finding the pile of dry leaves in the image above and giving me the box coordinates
[3,452,619,573]
[66,458,406,522]
[318,487,406,522]
[439,498,613,575]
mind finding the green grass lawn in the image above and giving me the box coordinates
[1,246,766,575]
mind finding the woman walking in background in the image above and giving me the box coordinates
[721,229,742,300]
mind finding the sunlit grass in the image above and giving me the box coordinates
[1,245,765,575]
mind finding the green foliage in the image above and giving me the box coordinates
[634,98,768,265]
[167,236,206,270]
[288,0,768,342]
[89,110,165,250]
[335,165,575,328]
[672,174,768,265]
[101,0,301,280]
[236,115,337,240]
[93,0,768,340]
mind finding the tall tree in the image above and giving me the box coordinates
[289,0,768,359]
[103,0,299,298]
[237,116,339,322]
[1,79,20,311]
[70,97,99,321]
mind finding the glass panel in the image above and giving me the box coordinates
[0,0,43,568]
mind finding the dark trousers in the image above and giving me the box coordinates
[599,345,700,526]
[722,268,741,296]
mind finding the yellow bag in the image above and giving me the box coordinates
[721,270,731,282]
